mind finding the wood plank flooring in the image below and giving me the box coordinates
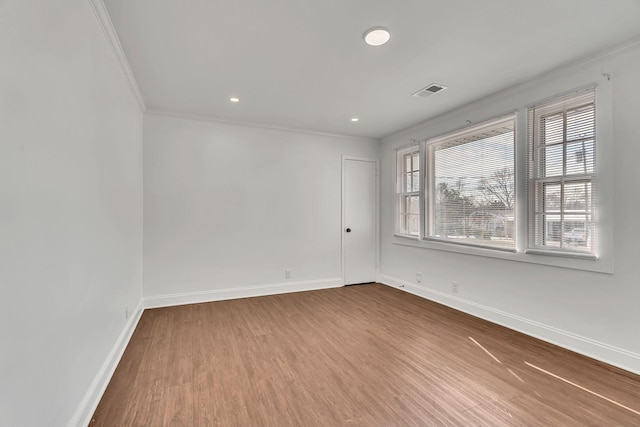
[90,284,640,426]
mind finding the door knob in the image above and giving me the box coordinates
[346,228,351,232]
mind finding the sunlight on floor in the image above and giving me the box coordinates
[469,336,502,364]
[525,362,640,416]
[507,368,525,383]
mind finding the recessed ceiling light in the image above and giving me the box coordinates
[351,117,359,122]
[230,97,240,103]
[363,27,390,46]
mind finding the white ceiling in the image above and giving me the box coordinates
[103,0,640,139]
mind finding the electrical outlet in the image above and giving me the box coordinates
[284,269,292,280]
[416,272,422,283]
[125,306,130,320]
[451,281,459,294]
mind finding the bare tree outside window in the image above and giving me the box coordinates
[479,167,515,210]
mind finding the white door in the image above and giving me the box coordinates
[343,158,377,285]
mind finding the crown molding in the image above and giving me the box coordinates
[88,0,146,112]
[145,108,380,143]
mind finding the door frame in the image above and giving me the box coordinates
[341,156,380,285]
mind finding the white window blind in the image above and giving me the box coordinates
[396,147,420,236]
[425,115,516,250]
[528,88,596,255]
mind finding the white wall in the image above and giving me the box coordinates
[379,42,640,374]
[143,114,379,306]
[0,1,143,426]
[2,2,637,425]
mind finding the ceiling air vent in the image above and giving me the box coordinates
[412,83,447,98]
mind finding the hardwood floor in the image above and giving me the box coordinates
[90,284,640,426]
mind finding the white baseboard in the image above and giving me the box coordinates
[68,279,341,425]
[69,298,145,427]
[144,278,344,309]
[378,274,640,376]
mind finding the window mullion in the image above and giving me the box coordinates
[527,87,596,255]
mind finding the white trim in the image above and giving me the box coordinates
[342,156,380,285]
[394,232,420,240]
[69,298,145,427]
[88,0,146,112]
[527,87,597,256]
[392,228,612,274]
[144,278,343,309]
[395,146,420,237]
[421,113,517,249]
[378,274,640,376]
[423,112,517,147]
[145,109,379,144]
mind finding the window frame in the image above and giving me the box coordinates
[395,145,421,237]
[422,114,517,252]
[526,88,597,258]
[391,80,613,274]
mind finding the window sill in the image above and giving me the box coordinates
[524,248,597,261]
[392,235,612,274]
[394,233,420,240]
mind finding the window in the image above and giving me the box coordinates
[396,146,420,236]
[423,115,516,250]
[528,88,596,255]
[393,85,605,268]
